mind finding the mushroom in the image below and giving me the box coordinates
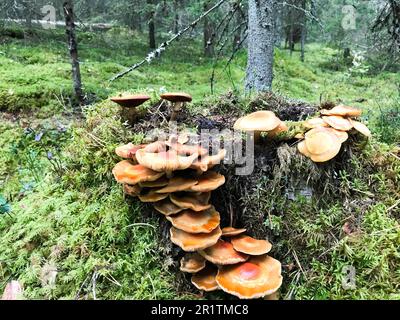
[349,119,371,137]
[110,94,151,125]
[298,127,342,162]
[216,255,283,299]
[231,235,272,255]
[221,227,247,237]
[188,171,225,192]
[303,118,329,129]
[321,104,362,118]
[267,121,288,138]
[198,240,248,265]
[136,149,198,176]
[160,92,192,122]
[180,253,206,273]
[112,160,164,185]
[139,176,169,188]
[166,141,209,157]
[138,190,169,202]
[332,129,349,143]
[191,265,219,292]
[123,184,142,197]
[190,149,227,173]
[322,116,353,131]
[233,111,281,143]
[153,198,186,216]
[166,206,220,234]
[155,176,198,193]
[169,226,222,252]
[115,143,146,160]
[170,192,211,211]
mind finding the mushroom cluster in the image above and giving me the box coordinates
[297,104,371,162]
[112,134,282,299]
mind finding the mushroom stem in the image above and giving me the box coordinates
[253,131,261,144]
[170,101,184,122]
[121,107,139,126]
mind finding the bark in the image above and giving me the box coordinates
[63,0,84,106]
[203,0,214,57]
[245,0,276,92]
[147,0,156,49]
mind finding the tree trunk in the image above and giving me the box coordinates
[300,0,306,62]
[173,0,179,34]
[245,0,276,92]
[203,0,214,57]
[63,0,84,106]
[147,0,156,49]
[24,1,32,30]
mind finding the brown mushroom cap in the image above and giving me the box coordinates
[138,190,169,202]
[322,116,353,131]
[199,240,248,265]
[189,171,225,192]
[166,206,220,234]
[153,198,185,216]
[234,111,281,133]
[170,192,211,211]
[160,92,192,102]
[139,176,169,188]
[110,94,151,108]
[156,176,198,193]
[321,104,362,117]
[115,143,146,159]
[170,226,222,251]
[112,160,164,185]
[190,149,227,172]
[216,255,282,299]
[268,121,288,138]
[303,118,329,129]
[191,265,219,292]
[221,227,247,237]
[349,119,371,137]
[231,235,272,255]
[180,253,206,273]
[123,184,142,197]
[136,149,198,172]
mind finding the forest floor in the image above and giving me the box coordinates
[0,26,399,299]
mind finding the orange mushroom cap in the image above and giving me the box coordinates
[188,171,225,192]
[138,190,169,202]
[170,192,211,211]
[139,176,169,188]
[160,92,192,102]
[349,119,371,137]
[216,255,283,299]
[153,198,186,216]
[169,226,222,251]
[112,160,164,185]
[191,265,219,292]
[268,121,288,138]
[231,235,272,255]
[199,239,248,265]
[302,127,342,162]
[180,253,206,273]
[322,115,353,131]
[110,94,151,108]
[166,141,209,157]
[321,104,362,118]
[221,227,247,237]
[115,143,146,159]
[136,149,198,172]
[166,206,220,234]
[190,149,226,172]
[156,176,198,193]
[234,111,281,133]
[303,118,328,129]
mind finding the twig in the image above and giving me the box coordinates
[123,222,156,230]
[292,249,308,280]
[387,198,400,212]
[110,0,227,81]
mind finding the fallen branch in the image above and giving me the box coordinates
[110,0,227,82]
